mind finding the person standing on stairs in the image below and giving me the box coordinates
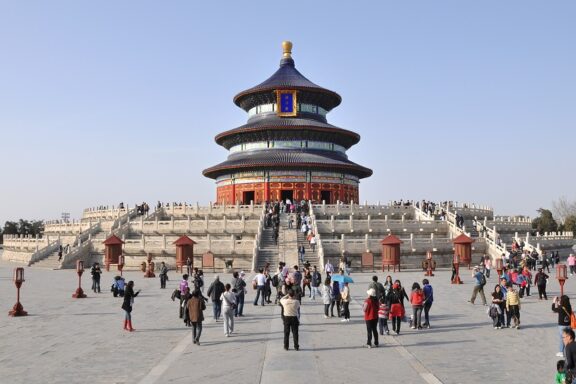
[298,245,305,264]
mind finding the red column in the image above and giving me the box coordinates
[231,182,236,204]
[264,180,270,202]
[306,182,311,201]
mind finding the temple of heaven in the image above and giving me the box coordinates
[203,41,372,205]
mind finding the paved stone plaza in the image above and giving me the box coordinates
[0,256,568,384]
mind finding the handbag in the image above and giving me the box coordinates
[562,307,576,329]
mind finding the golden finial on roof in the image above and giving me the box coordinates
[282,41,293,58]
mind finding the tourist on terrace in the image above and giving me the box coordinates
[207,275,225,321]
[422,279,434,329]
[121,281,140,332]
[340,282,351,322]
[159,262,168,289]
[252,268,266,306]
[363,288,379,348]
[552,295,573,357]
[534,267,549,300]
[280,289,301,351]
[469,266,487,305]
[187,289,206,345]
[221,284,236,337]
[321,278,332,318]
[410,282,424,330]
[562,328,576,382]
[324,259,334,277]
[490,285,504,329]
[506,283,521,329]
[179,274,189,319]
[310,266,322,300]
[388,282,404,335]
[568,254,576,276]
[231,271,246,317]
[90,262,102,293]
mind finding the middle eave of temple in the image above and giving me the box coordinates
[214,115,360,150]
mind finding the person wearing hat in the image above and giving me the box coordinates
[533,267,549,300]
[469,266,487,305]
[363,288,379,348]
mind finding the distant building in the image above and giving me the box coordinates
[203,41,372,204]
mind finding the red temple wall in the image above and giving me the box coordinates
[216,182,358,204]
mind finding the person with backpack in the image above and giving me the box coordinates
[310,266,322,300]
[469,266,487,305]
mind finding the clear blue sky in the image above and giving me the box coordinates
[0,1,574,225]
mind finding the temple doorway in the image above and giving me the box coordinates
[243,191,255,205]
[280,190,293,203]
[321,190,331,204]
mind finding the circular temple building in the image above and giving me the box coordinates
[203,41,372,205]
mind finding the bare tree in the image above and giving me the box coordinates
[552,197,576,225]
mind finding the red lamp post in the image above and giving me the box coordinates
[118,254,125,277]
[451,253,463,284]
[424,251,435,276]
[8,267,28,317]
[557,264,568,296]
[72,260,87,298]
[495,257,504,278]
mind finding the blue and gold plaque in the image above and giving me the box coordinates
[276,90,297,117]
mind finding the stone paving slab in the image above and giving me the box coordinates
[0,258,569,384]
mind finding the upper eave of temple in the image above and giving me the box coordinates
[233,42,342,112]
[214,115,360,149]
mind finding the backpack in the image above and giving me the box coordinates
[479,273,487,287]
[272,274,279,287]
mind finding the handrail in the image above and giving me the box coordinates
[27,240,60,266]
[251,205,266,272]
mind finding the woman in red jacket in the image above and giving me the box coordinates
[363,288,379,348]
[410,282,424,330]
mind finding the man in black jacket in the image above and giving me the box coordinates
[207,275,225,321]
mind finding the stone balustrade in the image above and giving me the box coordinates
[162,202,261,217]
[320,236,478,255]
[315,218,450,235]
[45,221,101,234]
[103,236,255,255]
[82,208,130,220]
[127,217,259,234]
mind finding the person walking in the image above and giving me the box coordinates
[187,289,206,345]
[552,295,573,357]
[179,274,189,319]
[388,282,404,335]
[422,278,433,328]
[378,296,390,335]
[221,283,237,337]
[280,289,301,351]
[363,288,379,348]
[207,275,225,321]
[410,282,424,330]
[469,266,487,305]
[159,262,168,289]
[506,283,521,329]
[563,328,576,382]
[321,278,332,319]
[90,262,102,293]
[231,271,246,317]
[121,281,140,332]
[252,268,266,306]
[340,282,351,322]
[534,267,549,300]
[298,245,305,264]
